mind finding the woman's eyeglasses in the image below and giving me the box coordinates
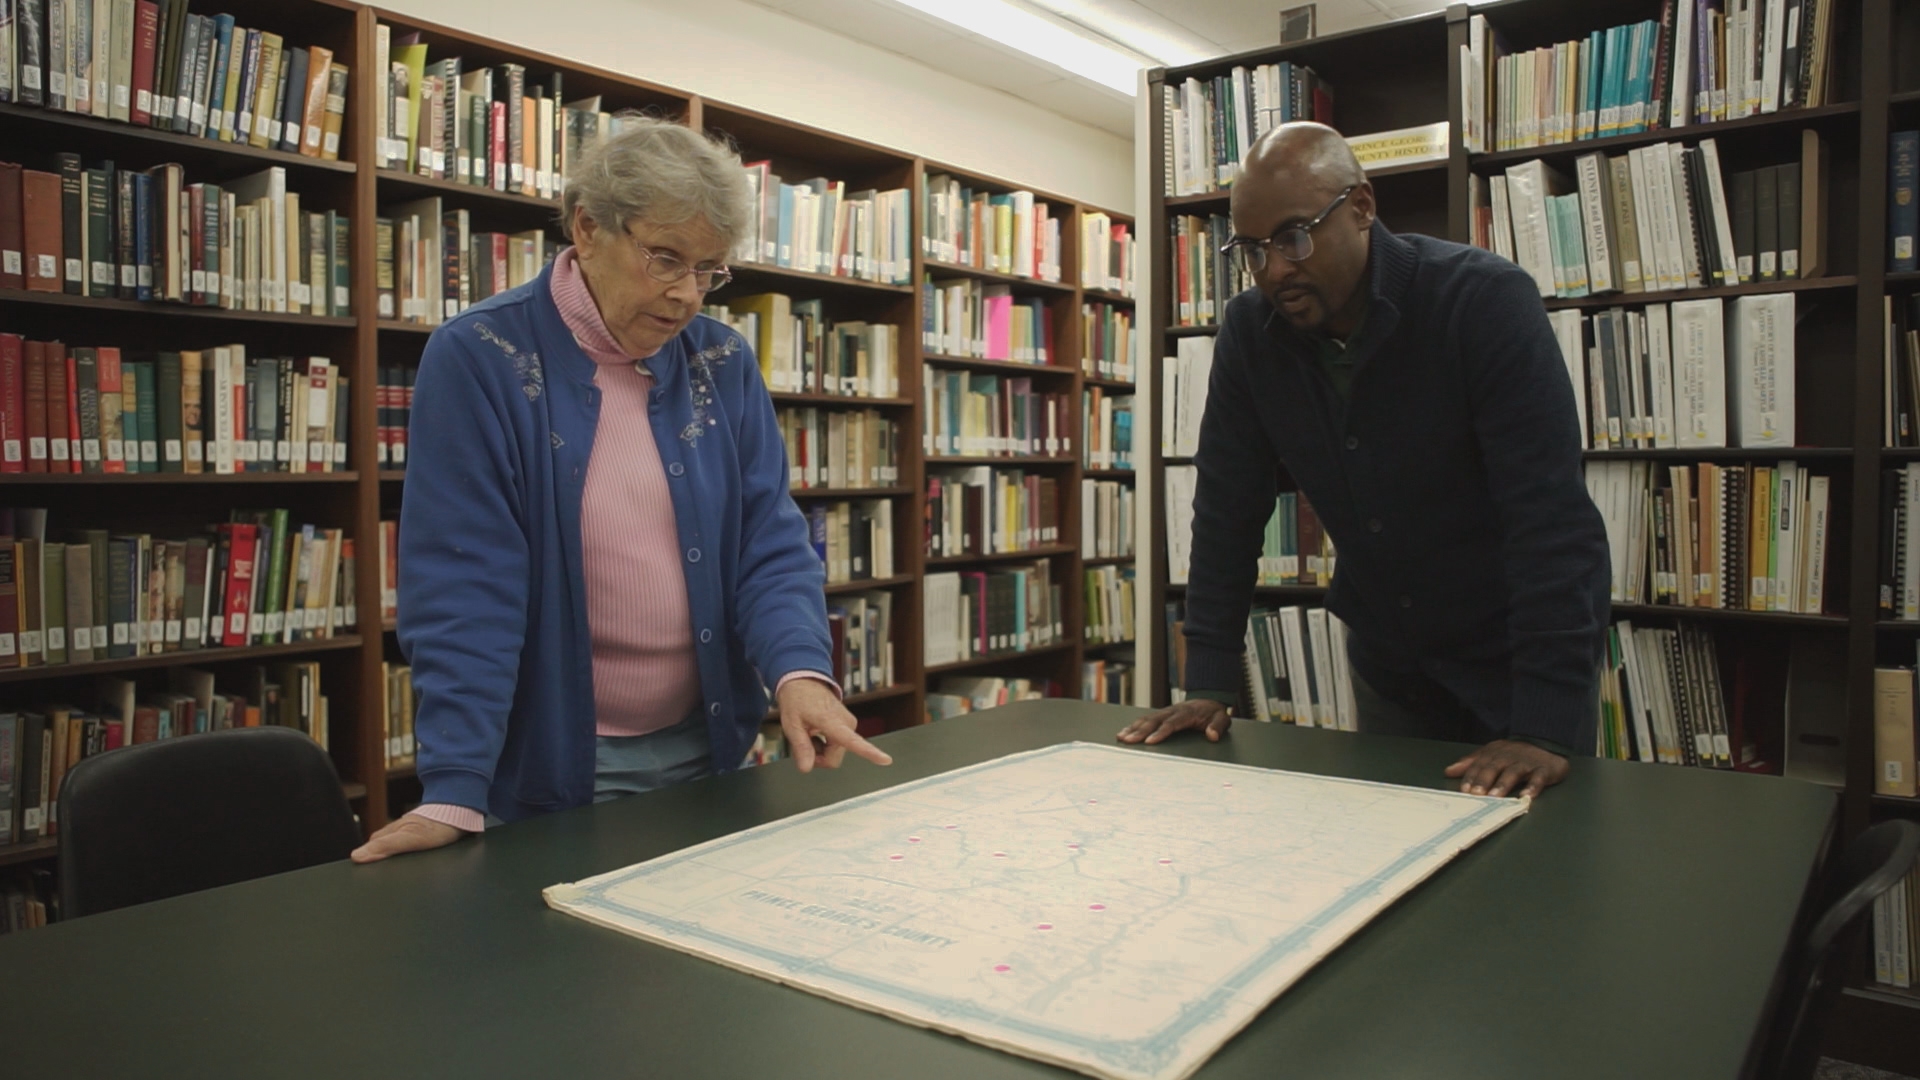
[633,243,733,294]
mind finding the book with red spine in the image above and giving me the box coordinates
[22,338,49,468]
[61,347,82,472]
[37,342,72,473]
[22,338,48,472]
[218,523,259,647]
[0,333,24,473]
[129,0,161,127]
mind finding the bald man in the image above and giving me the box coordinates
[1121,123,1610,800]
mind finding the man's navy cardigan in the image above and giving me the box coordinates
[1184,221,1611,749]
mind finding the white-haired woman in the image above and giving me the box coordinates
[353,118,888,863]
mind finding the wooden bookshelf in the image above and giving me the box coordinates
[0,0,1145,913]
[1144,0,1917,1062]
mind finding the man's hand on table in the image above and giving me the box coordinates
[1444,738,1569,799]
[778,678,893,773]
[1116,699,1233,745]
[351,813,466,864]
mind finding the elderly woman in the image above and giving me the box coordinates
[352,118,888,863]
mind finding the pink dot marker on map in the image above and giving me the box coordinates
[1223,782,1234,788]
[992,851,1008,858]
[1158,858,1173,865]
[888,854,904,861]
[1066,842,1080,849]
[1088,903,1107,911]
[994,964,1012,973]
[944,824,958,830]
[908,836,922,843]
[1036,923,1053,931]
[1087,799,1098,804]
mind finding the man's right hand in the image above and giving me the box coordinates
[1117,699,1233,746]
[350,813,467,864]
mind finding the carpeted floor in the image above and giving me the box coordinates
[1817,1059,1920,1080]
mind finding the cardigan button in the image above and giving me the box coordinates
[1368,518,1382,533]
[1400,595,1413,609]
[687,548,702,563]
[668,462,685,477]
[709,703,722,716]
[700,629,713,643]
[1345,436,1359,450]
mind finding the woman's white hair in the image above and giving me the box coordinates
[561,114,754,253]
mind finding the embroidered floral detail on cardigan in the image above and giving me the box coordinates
[474,322,544,402]
[680,335,742,443]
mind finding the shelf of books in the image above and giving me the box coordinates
[1145,0,1920,1057]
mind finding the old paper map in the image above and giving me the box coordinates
[544,742,1527,1080]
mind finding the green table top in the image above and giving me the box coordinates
[0,700,1836,1079]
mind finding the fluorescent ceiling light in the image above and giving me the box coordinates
[884,0,1147,95]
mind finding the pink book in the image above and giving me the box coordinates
[983,291,1013,362]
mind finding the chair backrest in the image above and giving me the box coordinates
[57,727,361,919]
[1764,818,1920,1080]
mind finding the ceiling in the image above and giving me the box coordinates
[745,0,1455,137]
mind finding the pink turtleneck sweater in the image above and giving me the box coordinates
[412,249,830,833]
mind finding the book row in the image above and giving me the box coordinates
[2,0,349,158]
[374,211,554,323]
[704,292,901,399]
[921,277,1054,365]
[924,468,1061,559]
[1160,335,1213,459]
[382,660,414,771]
[1077,211,1136,297]
[0,661,331,848]
[826,589,895,698]
[1081,660,1134,706]
[923,561,1061,668]
[1252,491,1335,588]
[1874,656,1920,798]
[1084,564,1134,648]
[1598,620,1736,768]
[0,508,356,669]
[1082,301,1136,384]
[1587,458,1831,614]
[918,174,1062,283]
[0,339,348,474]
[1550,295,1797,452]
[373,25,616,201]
[1479,135,1824,300]
[804,499,895,587]
[921,371,1072,460]
[1161,62,1335,198]
[374,366,413,468]
[926,675,1055,723]
[775,407,900,491]
[1868,861,1919,991]
[378,195,555,324]
[1,159,349,316]
[1159,602,1352,728]
[736,166,911,287]
[1461,1,1841,155]
[1169,213,1251,329]
[1081,388,1133,471]
[1081,478,1134,560]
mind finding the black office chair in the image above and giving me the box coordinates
[1762,818,1920,1080]
[57,726,362,918]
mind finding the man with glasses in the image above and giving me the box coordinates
[1120,122,1609,801]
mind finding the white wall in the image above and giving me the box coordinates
[377,0,1135,210]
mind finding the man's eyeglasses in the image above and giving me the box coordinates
[634,242,733,294]
[1219,185,1357,275]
